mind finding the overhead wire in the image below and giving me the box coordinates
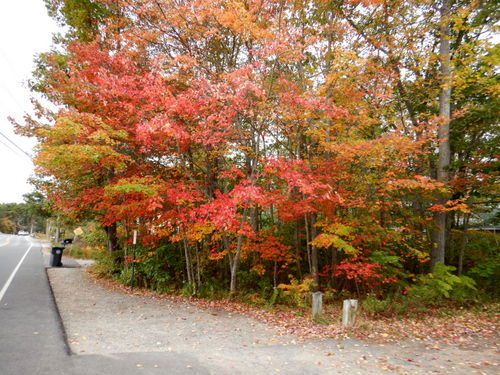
[0,47,27,113]
[0,47,38,163]
[0,130,32,159]
[0,84,26,113]
[0,48,22,79]
[0,137,24,158]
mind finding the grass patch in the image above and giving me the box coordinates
[61,244,102,260]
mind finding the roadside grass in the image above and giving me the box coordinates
[60,244,102,260]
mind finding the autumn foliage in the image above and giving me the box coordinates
[21,0,498,297]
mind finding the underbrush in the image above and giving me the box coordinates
[90,250,496,324]
[362,263,480,318]
[59,244,102,260]
[90,252,121,278]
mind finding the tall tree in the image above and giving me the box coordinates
[432,0,452,269]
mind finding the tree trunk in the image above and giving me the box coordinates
[229,208,248,294]
[304,213,312,274]
[45,220,50,237]
[273,261,278,289]
[458,213,470,276]
[196,242,202,286]
[294,221,302,279]
[431,0,452,271]
[182,235,194,286]
[204,149,217,198]
[250,205,259,232]
[55,218,61,244]
[105,222,118,258]
[310,212,319,291]
[331,247,338,286]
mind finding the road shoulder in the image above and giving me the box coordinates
[48,264,499,375]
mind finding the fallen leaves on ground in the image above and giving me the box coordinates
[87,270,498,350]
[354,308,499,349]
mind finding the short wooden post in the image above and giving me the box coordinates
[342,299,358,327]
[312,291,323,320]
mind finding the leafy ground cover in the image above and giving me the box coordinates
[50,264,498,374]
[89,267,498,351]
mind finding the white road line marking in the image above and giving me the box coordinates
[0,237,12,247]
[0,244,33,303]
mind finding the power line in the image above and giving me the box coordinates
[0,130,32,159]
[0,137,24,158]
[0,138,33,166]
[0,47,29,113]
[0,83,26,114]
[0,48,22,80]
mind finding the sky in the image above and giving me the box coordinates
[0,0,60,204]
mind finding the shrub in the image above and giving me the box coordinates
[80,224,107,246]
[117,267,134,285]
[90,252,120,278]
[125,242,183,292]
[408,262,476,304]
[449,230,499,295]
[362,294,412,317]
[268,288,281,306]
[467,254,500,296]
[195,277,227,300]
[363,263,478,317]
[362,295,390,316]
[277,276,315,307]
[327,260,393,296]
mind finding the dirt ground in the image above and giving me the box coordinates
[47,263,499,375]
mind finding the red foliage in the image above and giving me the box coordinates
[325,261,398,289]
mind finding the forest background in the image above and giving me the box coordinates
[2,0,498,313]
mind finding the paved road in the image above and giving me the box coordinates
[0,234,73,375]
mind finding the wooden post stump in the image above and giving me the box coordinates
[342,299,358,327]
[312,291,323,320]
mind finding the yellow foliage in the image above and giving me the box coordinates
[277,275,315,295]
[250,263,266,276]
[186,222,215,242]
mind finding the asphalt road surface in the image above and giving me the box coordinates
[0,234,72,375]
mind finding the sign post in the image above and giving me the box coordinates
[73,227,83,241]
[130,219,138,289]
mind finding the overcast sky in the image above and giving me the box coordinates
[0,0,60,203]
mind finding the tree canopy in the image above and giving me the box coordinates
[19,0,499,295]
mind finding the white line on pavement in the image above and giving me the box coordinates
[0,243,33,303]
[0,236,12,247]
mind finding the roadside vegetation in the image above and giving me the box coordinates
[0,192,50,234]
[55,217,498,324]
[8,0,499,338]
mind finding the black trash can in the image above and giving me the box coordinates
[63,238,73,245]
[50,246,64,267]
